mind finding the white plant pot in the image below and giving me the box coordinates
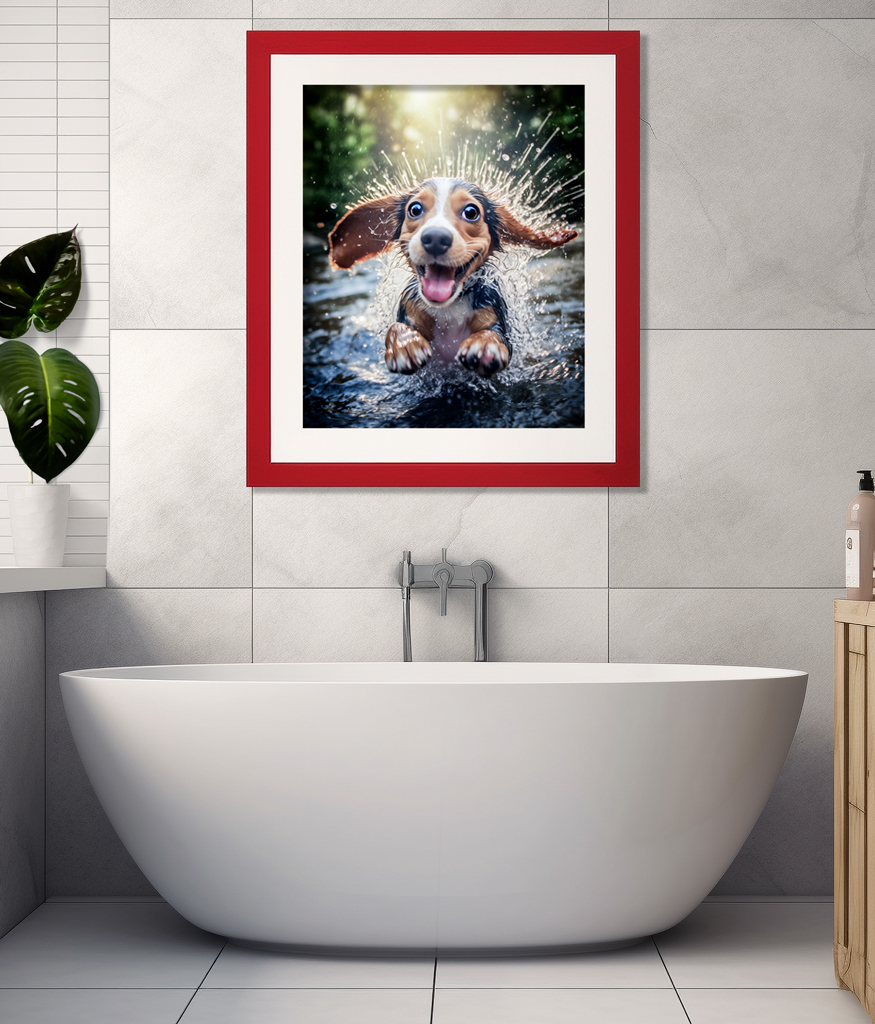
[7,483,70,567]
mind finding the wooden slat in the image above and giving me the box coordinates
[851,652,867,810]
[850,802,868,997]
[852,624,869,656]
[838,620,850,952]
[837,600,875,628]
[867,627,875,1014]
[836,941,852,989]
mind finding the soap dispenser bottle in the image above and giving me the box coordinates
[847,470,875,600]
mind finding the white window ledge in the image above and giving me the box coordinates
[0,566,107,594]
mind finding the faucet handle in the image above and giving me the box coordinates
[400,550,413,589]
[433,548,454,616]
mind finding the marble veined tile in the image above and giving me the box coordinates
[108,330,250,588]
[678,987,872,1024]
[432,988,689,1024]
[654,902,835,988]
[637,19,875,329]
[0,989,194,1024]
[180,988,433,1023]
[254,488,607,589]
[204,946,434,988]
[111,19,248,329]
[0,903,222,988]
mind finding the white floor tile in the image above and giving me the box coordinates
[0,988,194,1024]
[654,902,835,988]
[436,940,671,988]
[679,988,873,1024]
[0,903,223,988]
[432,987,690,1023]
[178,987,433,1023]
[203,946,435,988]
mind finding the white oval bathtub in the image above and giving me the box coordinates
[59,662,806,954]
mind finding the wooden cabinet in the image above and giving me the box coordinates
[835,599,875,1019]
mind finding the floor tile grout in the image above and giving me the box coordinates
[652,937,694,1024]
[429,957,437,1024]
[174,939,227,1023]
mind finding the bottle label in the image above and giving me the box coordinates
[847,529,861,588]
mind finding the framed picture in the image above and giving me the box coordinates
[247,30,639,487]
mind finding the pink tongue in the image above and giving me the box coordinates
[422,264,456,303]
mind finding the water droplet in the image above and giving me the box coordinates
[330,203,337,209]
[501,153,510,161]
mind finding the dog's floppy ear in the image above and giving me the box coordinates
[328,194,404,270]
[495,207,578,251]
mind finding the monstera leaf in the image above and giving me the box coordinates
[0,341,100,482]
[0,228,81,339]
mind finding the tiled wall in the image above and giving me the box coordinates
[3,1,872,907]
[0,592,44,936]
[0,0,109,566]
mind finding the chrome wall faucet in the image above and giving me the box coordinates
[399,549,494,662]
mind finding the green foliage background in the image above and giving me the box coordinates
[302,84,584,234]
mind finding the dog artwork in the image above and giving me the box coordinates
[328,177,578,379]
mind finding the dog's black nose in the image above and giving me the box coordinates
[420,228,454,256]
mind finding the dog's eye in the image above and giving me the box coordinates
[407,201,424,219]
[461,204,481,222]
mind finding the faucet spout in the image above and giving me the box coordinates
[471,560,493,662]
[401,551,413,663]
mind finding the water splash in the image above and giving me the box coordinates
[360,128,583,238]
[308,119,584,428]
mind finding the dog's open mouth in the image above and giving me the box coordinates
[417,258,474,304]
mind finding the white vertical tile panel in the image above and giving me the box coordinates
[59,8,110,24]
[0,136,56,154]
[0,81,56,98]
[0,64,57,81]
[0,0,109,567]
[1,25,55,43]
[58,25,109,44]
[0,8,56,25]
[1,154,56,171]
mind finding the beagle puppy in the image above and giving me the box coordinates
[328,177,578,378]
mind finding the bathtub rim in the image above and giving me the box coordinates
[59,661,809,686]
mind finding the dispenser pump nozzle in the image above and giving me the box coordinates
[859,470,875,492]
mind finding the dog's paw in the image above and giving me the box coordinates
[385,323,433,374]
[456,331,510,378]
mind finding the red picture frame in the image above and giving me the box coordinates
[247,30,639,487]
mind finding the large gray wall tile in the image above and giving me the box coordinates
[254,3,607,16]
[611,330,874,588]
[46,589,252,896]
[254,587,607,663]
[613,2,872,14]
[638,19,875,328]
[0,594,45,936]
[111,19,248,329]
[253,17,608,28]
[254,489,607,588]
[113,0,251,14]
[610,588,836,895]
[108,330,251,588]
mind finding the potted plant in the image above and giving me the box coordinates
[0,228,100,566]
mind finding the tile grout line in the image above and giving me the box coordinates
[174,939,227,1023]
[652,936,693,1024]
[606,487,610,660]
